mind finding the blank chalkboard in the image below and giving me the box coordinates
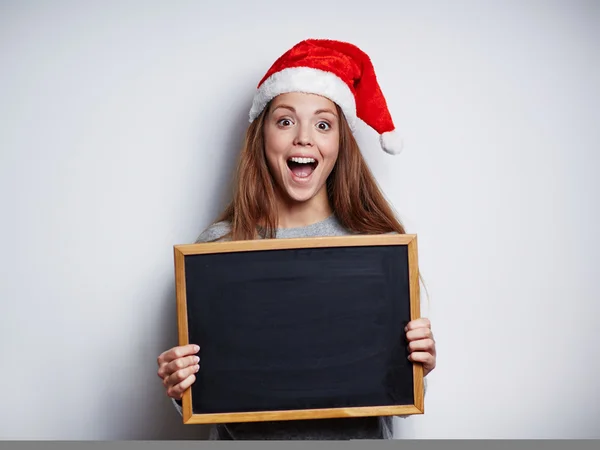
[173,234,424,424]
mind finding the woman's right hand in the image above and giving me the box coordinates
[157,344,200,400]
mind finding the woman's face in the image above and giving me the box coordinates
[263,92,340,205]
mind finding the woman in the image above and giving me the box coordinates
[157,39,436,440]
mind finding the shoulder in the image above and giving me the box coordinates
[194,221,232,243]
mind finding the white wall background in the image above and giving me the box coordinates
[1,0,598,440]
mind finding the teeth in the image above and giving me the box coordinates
[289,157,316,164]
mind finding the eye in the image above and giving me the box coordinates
[277,118,293,127]
[316,121,331,131]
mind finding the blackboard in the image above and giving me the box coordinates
[173,234,424,424]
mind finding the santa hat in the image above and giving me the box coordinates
[249,39,403,155]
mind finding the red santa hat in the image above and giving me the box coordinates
[249,39,403,155]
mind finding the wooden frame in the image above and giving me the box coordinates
[173,234,423,425]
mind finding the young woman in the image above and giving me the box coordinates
[157,39,436,440]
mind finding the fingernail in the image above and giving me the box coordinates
[194,365,200,372]
[193,345,200,352]
[194,356,200,364]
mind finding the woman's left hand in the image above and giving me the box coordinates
[405,318,436,377]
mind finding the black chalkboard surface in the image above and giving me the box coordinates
[173,234,424,424]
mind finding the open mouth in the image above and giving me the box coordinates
[287,156,318,179]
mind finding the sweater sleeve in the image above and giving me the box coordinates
[172,398,183,416]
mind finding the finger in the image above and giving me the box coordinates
[408,351,435,368]
[405,318,431,332]
[406,327,434,342]
[167,374,197,400]
[164,363,200,388]
[157,344,200,367]
[158,354,200,379]
[157,344,200,366]
[408,338,435,354]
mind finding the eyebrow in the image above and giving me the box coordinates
[315,108,338,117]
[272,104,338,117]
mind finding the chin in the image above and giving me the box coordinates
[281,184,324,204]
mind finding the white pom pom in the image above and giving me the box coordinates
[380,130,404,155]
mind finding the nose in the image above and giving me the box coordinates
[293,123,313,146]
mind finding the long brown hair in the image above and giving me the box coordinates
[216,102,406,240]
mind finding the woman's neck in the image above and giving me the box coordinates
[275,189,333,229]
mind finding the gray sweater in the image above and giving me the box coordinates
[172,214,413,440]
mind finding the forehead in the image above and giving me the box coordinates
[270,92,337,111]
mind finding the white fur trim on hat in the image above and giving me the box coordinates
[249,67,357,130]
[380,130,403,155]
